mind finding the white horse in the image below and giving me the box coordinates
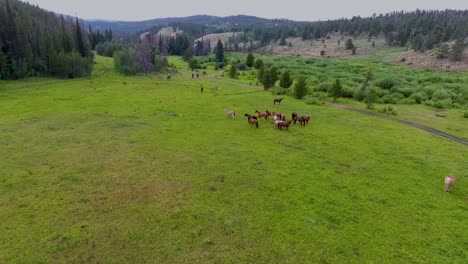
[224,108,236,118]
[444,175,455,192]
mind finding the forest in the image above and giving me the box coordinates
[1,0,468,80]
[0,0,93,79]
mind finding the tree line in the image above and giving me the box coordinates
[0,0,94,79]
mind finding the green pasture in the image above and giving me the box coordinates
[0,56,467,263]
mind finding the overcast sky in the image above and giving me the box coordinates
[24,0,468,21]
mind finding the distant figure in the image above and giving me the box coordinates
[444,175,456,192]
[200,85,204,93]
[192,72,194,78]
[196,71,199,78]
[167,73,171,80]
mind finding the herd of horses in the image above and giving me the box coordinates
[225,98,311,130]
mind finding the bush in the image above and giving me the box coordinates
[395,87,414,97]
[378,105,398,115]
[114,48,140,75]
[315,82,332,92]
[305,97,324,105]
[463,112,468,118]
[271,87,290,95]
[237,63,248,71]
[376,77,400,90]
[95,41,123,57]
[50,51,93,78]
[409,93,424,104]
[432,89,450,101]
[340,86,354,98]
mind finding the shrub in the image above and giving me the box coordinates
[395,87,414,97]
[315,82,332,92]
[271,87,290,95]
[378,105,398,115]
[237,63,248,71]
[376,77,400,90]
[294,77,308,99]
[409,93,424,104]
[432,89,450,101]
[463,112,468,118]
[114,48,140,75]
[305,97,324,105]
[340,86,354,98]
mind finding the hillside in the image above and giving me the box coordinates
[87,15,272,34]
[259,35,391,58]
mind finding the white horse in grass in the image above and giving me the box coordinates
[444,175,455,192]
[224,108,236,118]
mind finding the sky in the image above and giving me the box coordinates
[24,0,468,21]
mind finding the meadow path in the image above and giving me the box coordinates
[207,75,468,146]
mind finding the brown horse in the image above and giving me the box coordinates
[244,113,258,120]
[273,98,283,105]
[247,117,259,128]
[255,110,269,120]
[275,120,292,130]
[297,115,311,126]
[292,112,298,124]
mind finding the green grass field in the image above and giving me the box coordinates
[1,56,467,263]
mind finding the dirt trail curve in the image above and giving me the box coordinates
[203,75,467,146]
[329,103,468,146]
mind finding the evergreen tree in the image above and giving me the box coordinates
[329,79,342,102]
[269,66,279,85]
[365,88,378,109]
[257,63,265,83]
[345,39,354,50]
[436,44,450,59]
[215,39,224,62]
[246,52,255,67]
[279,70,293,88]
[450,39,465,61]
[75,18,87,57]
[254,58,264,69]
[294,77,307,99]
[229,63,237,79]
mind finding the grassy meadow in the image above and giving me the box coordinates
[0,56,467,263]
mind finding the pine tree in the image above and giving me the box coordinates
[345,39,354,50]
[436,44,450,59]
[279,71,293,88]
[365,88,378,109]
[262,68,273,90]
[269,66,279,85]
[294,77,307,99]
[329,79,342,102]
[229,64,237,79]
[254,58,264,69]
[257,63,265,83]
[246,53,255,67]
[215,39,224,62]
[75,19,87,57]
[450,39,465,61]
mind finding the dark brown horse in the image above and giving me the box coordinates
[297,115,311,126]
[292,112,298,124]
[245,114,258,128]
[273,98,283,105]
[255,110,269,120]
